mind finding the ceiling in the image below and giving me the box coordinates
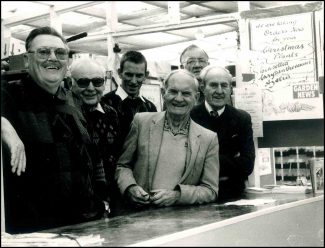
[1,1,317,65]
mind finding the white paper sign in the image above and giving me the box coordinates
[258,148,272,176]
[233,86,263,137]
[249,13,323,121]
[140,84,162,112]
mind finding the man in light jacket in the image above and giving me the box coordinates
[115,69,220,207]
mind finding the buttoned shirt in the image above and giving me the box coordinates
[115,86,146,102]
[205,101,225,117]
[163,116,190,136]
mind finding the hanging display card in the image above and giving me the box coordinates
[233,86,263,137]
[258,148,272,176]
[140,83,163,112]
[249,12,323,121]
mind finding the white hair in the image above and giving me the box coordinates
[163,69,199,91]
[70,57,106,76]
[199,65,232,86]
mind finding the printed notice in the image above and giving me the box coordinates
[249,13,323,121]
[234,86,263,137]
[258,148,272,176]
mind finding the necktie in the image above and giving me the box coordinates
[210,111,219,118]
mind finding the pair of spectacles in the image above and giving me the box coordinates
[185,58,208,66]
[28,47,69,60]
[75,78,105,88]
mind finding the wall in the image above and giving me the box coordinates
[258,119,324,148]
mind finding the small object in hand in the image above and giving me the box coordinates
[103,201,110,221]
[149,190,160,201]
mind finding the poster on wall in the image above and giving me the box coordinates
[249,12,323,121]
[233,86,263,137]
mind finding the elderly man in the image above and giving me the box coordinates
[190,65,255,201]
[180,44,210,104]
[70,58,121,216]
[101,51,157,146]
[1,27,107,233]
[115,69,220,207]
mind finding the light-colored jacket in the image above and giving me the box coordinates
[115,111,220,205]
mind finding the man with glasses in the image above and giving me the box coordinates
[1,27,107,233]
[70,58,121,216]
[190,65,255,201]
[101,51,157,147]
[180,44,210,104]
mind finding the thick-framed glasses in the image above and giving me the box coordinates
[75,78,105,88]
[28,47,69,60]
[185,58,208,66]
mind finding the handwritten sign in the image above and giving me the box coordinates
[233,86,263,137]
[249,13,323,121]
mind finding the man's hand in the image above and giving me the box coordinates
[150,189,180,207]
[126,185,150,205]
[1,117,26,176]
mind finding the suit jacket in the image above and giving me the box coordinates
[115,111,220,205]
[190,104,255,200]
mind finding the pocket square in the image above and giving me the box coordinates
[231,134,238,138]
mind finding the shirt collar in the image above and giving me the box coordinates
[163,114,190,136]
[95,102,105,113]
[204,100,225,116]
[116,86,145,102]
[84,102,105,114]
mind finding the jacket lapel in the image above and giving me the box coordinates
[180,120,201,181]
[148,112,165,189]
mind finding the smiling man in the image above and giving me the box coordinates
[115,69,220,208]
[70,58,121,216]
[1,27,107,233]
[102,51,157,146]
[190,65,255,201]
[180,44,210,104]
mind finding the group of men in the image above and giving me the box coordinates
[1,26,255,234]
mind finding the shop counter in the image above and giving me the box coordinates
[44,193,323,247]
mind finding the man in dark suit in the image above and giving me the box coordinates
[190,65,255,201]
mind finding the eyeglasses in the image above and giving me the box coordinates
[75,78,105,88]
[185,58,208,66]
[28,47,69,60]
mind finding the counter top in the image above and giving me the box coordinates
[42,192,323,247]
